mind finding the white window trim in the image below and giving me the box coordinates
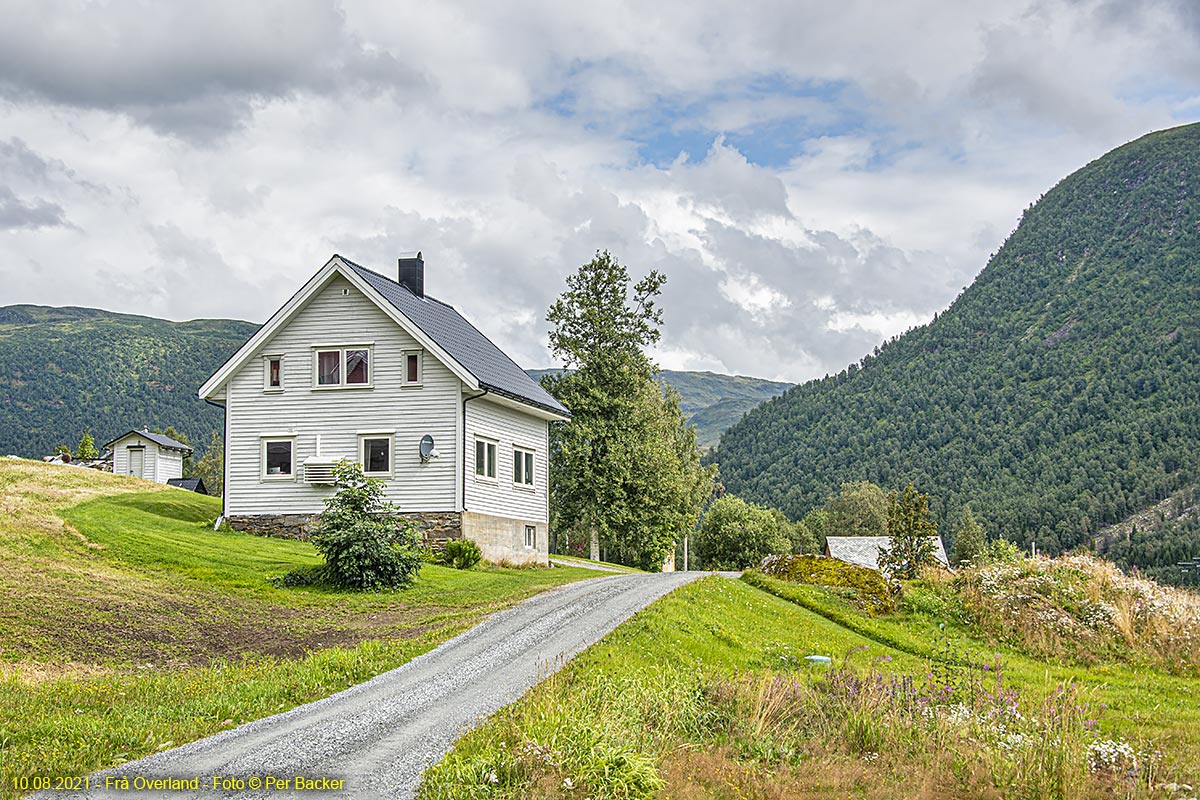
[402,350,423,388]
[311,344,374,390]
[474,436,497,481]
[358,432,394,478]
[260,436,297,481]
[524,524,536,549]
[512,445,536,490]
[263,354,284,393]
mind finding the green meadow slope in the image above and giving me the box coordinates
[0,459,595,796]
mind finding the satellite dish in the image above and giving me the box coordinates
[419,434,439,461]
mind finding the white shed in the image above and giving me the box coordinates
[106,429,193,484]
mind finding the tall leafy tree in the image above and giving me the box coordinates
[193,432,224,497]
[543,251,716,570]
[825,481,889,537]
[879,483,939,579]
[951,506,985,566]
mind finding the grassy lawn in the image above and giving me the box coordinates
[419,575,1200,800]
[0,459,595,798]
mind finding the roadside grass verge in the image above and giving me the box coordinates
[0,459,595,797]
[546,555,645,573]
[419,577,1199,800]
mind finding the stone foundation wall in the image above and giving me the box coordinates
[227,511,464,547]
[462,511,548,566]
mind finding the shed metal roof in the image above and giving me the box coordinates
[825,535,949,571]
[105,429,193,453]
[343,258,569,417]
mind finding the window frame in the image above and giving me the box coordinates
[260,436,296,481]
[524,524,536,549]
[512,446,536,489]
[311,343,374,390]
[474,436,497,481]
[263,355,284,392]
[358,432,394,478]
[402,350,423,387]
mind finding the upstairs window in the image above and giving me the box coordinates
[405,351,422,385]
[264,356,283,391]
[513,447,535,487]
[313,345,372,388]
[475,438,497,479]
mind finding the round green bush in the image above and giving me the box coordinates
[310,461,425,590]
[442,538,483,570]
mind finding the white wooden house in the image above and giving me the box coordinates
[198,253,570,565]
[106,429,192,484]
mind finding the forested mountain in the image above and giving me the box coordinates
[713,123,1200,574]
[527,369,790,449]
[0,306,257,458]
[0,306,787,460]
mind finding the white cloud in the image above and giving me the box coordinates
[0,0,1197,382]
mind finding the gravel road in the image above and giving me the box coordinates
[45,571,705,800]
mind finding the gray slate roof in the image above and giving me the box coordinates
[825,535,949,571]
[343,258,569,417]
[105,429,193,453]
[167,477,208,494]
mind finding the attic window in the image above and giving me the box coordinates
[264,356,282,391]
[313,345,372,389]
[404,351,422,386]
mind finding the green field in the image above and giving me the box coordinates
[0,459,595,797]
[420,572,1200,799]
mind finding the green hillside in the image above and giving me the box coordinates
[0,305,258,458]
[528,368,791,449]
[0,308,785,461]
[713,123,1200,572]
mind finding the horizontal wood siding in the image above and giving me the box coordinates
[225,274,459,515]
[464,398,549,523]
[155,451,184,483]
[113,437,157,481]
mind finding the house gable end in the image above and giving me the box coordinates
[198,256,479,399]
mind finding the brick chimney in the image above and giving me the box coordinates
[398,251,424,297]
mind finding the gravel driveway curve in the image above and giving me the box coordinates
[46,571,705,800]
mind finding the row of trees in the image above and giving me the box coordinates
[537,253,992,577]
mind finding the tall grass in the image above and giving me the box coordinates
[955,554,1200,674]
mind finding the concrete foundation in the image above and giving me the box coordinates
[462,511,548,566]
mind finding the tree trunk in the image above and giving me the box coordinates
[590,527,600,561]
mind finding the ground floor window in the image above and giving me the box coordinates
[360,435,392,476]
[525,524,536,549]
[513,447,535,486]
[262,439,294,479]
[475,438,497,479]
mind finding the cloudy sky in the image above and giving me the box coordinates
[2,1,1198,382]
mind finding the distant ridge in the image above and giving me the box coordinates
[0,305,788,459]
[526,368,791,449]
[712,122,1200,579]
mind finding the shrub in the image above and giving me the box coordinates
[758,554,896,615]
[694,495,793,570]
[442,539,483,570]
[310,461,425,590]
